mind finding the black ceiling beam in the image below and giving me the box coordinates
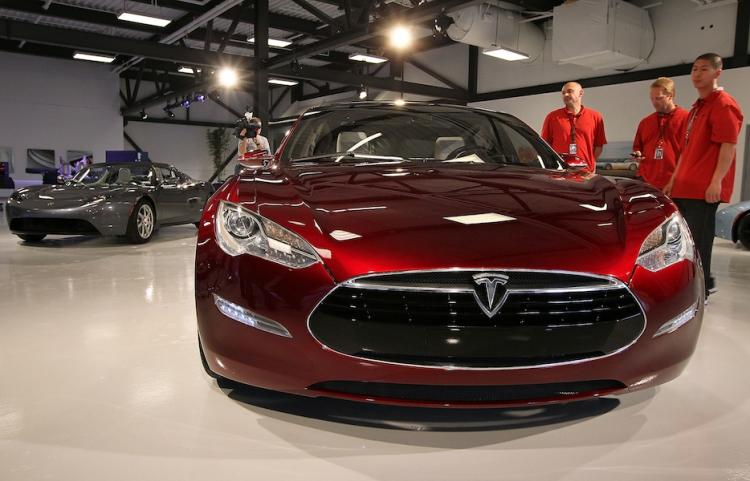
[272,64,466,100]
[218,0,251,53]
[468,45,478,97]
[122,79,214,115]
[208,92,245,118]
[406,57,466,93]
[125,116,235,128]
[289,0,344,28]
[267,0,481,69]
[0,19,256,68]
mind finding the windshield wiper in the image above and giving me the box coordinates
[291,152,356,163]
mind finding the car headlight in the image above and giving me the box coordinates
[215,200,320,268]
[637,214,695,272]
[8,190,29,203]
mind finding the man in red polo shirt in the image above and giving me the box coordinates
[632,77,689,190]
[541,81,607,172]
[665,53,744,300]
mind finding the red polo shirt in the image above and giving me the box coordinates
[671,89,744,203]
[632,106,689,189]
[541,106,607,172]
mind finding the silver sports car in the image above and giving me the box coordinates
[5,162,212,244]
[716,200,750,250]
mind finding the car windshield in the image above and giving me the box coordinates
[72,164,155,186]
[281,105,564,170]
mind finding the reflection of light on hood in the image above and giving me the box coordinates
[579,203,607,211]
[330,230,361,241]
[444,213,516,225]
[315,247,332,259]
[629,194,657,202]
[38,195,54,200]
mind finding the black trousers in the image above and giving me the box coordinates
[673,198,719,293]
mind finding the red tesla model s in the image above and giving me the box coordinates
[195,102,703,408]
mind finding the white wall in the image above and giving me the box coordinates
[0,51,122,181]
[471,66,750,202]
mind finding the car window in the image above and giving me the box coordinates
[280,107,563,170]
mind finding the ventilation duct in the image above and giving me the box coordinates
[552,0,654,70]
[446,4,544,61]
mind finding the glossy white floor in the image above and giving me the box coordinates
[1,219,749,481]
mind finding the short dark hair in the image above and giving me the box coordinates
[695,53,722,70]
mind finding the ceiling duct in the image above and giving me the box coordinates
[552,0,654,70]
[446,3,544,60]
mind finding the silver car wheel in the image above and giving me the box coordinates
[137,204,154,239]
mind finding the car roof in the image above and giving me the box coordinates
[87,162,172,169]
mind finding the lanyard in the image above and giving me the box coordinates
[684,101,703,145]
[567,108,583,143]
[657,113,668,141]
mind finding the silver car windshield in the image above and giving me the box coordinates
[72,165,154,185]
[281,106,564,169]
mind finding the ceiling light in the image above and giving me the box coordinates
[166,110,175,118]
[389,25,413,50]
[117,12,171,27]
[178,66,201,74]
[247,37,292,48]
[357,86,368,100]
[73,52,115,63]
[268,78,299,86]
[217,67,238,87]
[394,98,406,106]
[348,53,388,64]
[140,110,148,120]
[482,47,529,61]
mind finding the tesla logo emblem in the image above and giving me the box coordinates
[472,273,509,318]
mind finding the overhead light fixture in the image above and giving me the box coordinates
[73,52,116,63]
[165,110,175,118]
[194,92,206,102]
[394,98,406,106]
[117,12,171,27]
[357,86,368,100]
[140,110,148,120]
[247,37,292,48]
[348,53,388,64]
[389,25,413,50]
[178,66,201,74]
[268,78,299,86]
[482,47,529,61]
[217,67,238,87]
[181,97,191,109]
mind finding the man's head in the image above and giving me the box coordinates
[691,53,722,91]
[649,77,676,113]
[561,82,583,110]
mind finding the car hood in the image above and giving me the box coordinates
[14,183,135,208]
[240,164,672,282]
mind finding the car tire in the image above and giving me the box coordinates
[125,199,155,244]
[604,163,612,170]
[199,336,225,381]
[738,214,750,250]
[629,163,638,171]
[18,234,46,242]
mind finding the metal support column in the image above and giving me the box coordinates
[254,0,270,122]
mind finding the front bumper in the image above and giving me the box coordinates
[196,232,704,408]
[5,200,132,236]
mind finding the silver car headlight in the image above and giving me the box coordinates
[8,189,29,203]
[637,214,695,272]
[215,200,320,269]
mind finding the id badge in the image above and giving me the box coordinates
[654,147,664,160]
[568,143,577,155]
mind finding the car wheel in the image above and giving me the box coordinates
[604,163,612,170]
[629,163,638,171]
[126,200,155,244]
[199,336,225,381]
[18,234,46,242]
[738,214,750,250]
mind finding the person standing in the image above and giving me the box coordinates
[541,81,607,172]
[664,53,744,300]
[632,77,689,190]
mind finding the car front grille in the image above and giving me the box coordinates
[10,218,99,235]
[308,270,645,368]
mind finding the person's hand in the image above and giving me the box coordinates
[705,180,722,203]
[663,177,674,196]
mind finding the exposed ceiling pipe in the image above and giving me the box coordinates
[114,0,244,74]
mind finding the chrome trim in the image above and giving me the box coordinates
[305,268,648,371]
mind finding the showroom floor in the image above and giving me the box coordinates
[1,219,749,481]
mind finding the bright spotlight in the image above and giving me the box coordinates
[218,68,238,87]
[394,98,406,106]
[358,86,367,100]
[389,25,412,50]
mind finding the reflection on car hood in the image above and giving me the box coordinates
[14,184,135,207]
[241,164,671,282]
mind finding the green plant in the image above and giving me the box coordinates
[206,127,232,174]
